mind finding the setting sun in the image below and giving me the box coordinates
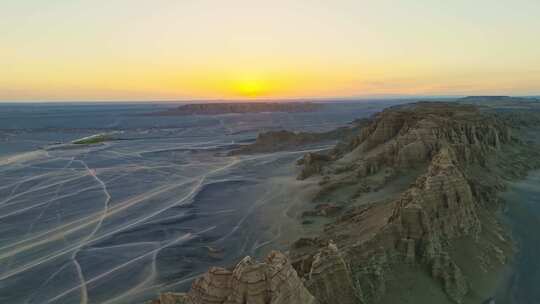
[234,78,266,98]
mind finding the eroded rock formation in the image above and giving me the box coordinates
[149,101,540,304]
[290,102,525,303]
[298,102,512,180]
[149,251,316,304]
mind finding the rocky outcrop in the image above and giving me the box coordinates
[146,102,323,116]
[304,242,359,304]
[149,251,316,304]
[229,120,369,155]
[230,130,325,155]
[296,153,331,180]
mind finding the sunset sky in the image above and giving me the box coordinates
[1,0,540,101]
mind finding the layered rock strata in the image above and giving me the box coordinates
[148,251,316,304]
[297,102,511,180]
[290,102,523,303]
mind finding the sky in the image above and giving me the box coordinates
[1,0,540,102]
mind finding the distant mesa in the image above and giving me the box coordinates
[145,102,323,116]
[460,95,533,102]
[458,95,540,107]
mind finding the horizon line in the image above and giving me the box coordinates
[2,94,538,104]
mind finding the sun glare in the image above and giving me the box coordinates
[235,78,265,98]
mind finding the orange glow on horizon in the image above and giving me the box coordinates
[2,0,540,101]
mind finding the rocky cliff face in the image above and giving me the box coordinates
[148,251,316,304]
[298,102,512,180]
[291,150,477,302]
[387,148,475,301]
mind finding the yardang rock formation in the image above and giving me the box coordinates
[149,101,540,304]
